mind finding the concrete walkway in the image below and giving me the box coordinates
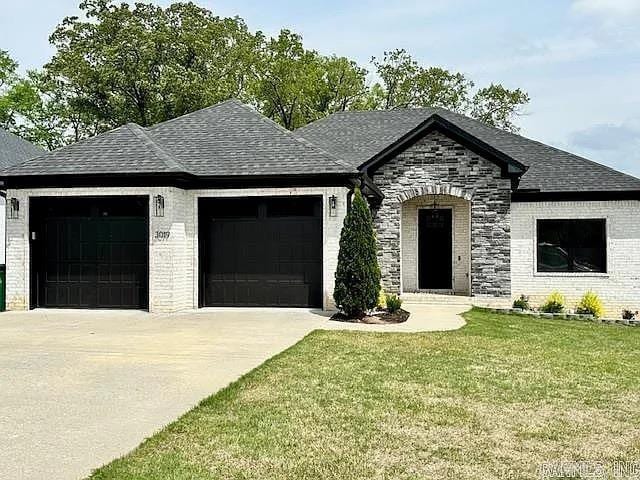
[0,305,467,480]
[319,303,469,332]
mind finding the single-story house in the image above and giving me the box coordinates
[1,99,638,315]
[0,128,44,265]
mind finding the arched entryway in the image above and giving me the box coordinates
[399,189,471,295]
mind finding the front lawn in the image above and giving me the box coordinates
[90,309,640,479]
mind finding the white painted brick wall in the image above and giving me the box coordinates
[0,198,5,265]
[401,194,471,294]
[148,187,195,313]
[511,200,640,316]
[5,186,347,313]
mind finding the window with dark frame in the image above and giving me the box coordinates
[536,219,607,273]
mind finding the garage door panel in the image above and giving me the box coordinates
[31,197,148,310]
[200,196,322,307]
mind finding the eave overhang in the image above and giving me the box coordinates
[0,171,359,190]
[511,189,640,202]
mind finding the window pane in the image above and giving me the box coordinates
[536,219,606,273]
[538,244,570,271]
[573,247,606,272]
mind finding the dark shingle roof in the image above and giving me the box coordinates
[2,100,354,177]
[6,99,638,195]
[4,123,187,176]
[0,128,44,169]
[294,108,640,194]
[146,100,354,175]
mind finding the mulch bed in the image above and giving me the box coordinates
[330,309,410,324]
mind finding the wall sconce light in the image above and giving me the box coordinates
[153,195,165,217]
[328,195,337,217]
[8,198,19,220]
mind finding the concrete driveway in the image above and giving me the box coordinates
[0,304,467,480]
[0,308,333,480]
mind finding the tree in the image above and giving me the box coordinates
[251,30,367,129]
[0,49,27,129]
[334,187,381,317]
[0,50,97,148]
[46,0,261,128]
[4,4,531,142]
[470,84,530,133]
[365,48,529,132]
[306,55,368,120]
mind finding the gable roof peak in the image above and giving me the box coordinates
[295,107,640,194]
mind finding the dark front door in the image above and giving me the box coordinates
[199,196,322,307]
[30,196,149,309]
[418,208,453,290]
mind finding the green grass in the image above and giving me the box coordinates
[89,309,640,479]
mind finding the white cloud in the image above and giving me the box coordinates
[572,0,640,19]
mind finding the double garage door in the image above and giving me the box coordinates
[29,195,322,309]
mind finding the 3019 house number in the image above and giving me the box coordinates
[154,231,170,241]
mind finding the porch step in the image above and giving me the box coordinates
[400,293,472,306]
[400,293,511,308]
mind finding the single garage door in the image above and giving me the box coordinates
[30,196,149,309]
[199,196,322,307]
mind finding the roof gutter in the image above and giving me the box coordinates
[512,189,640,202]
[0,171,359,190]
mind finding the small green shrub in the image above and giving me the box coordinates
[513,295,530,310]
[576,291,604,318]
[385,293,402,313]
[540,291,565,313]
[377,289,387,309]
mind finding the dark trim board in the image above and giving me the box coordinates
[5,169,640,204]
[1,172,358,190]
[512,190,640,202]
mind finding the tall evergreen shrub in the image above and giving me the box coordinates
[334,187,381,316]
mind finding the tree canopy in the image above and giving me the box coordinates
[1,1,531,148]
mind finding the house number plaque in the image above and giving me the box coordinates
[154,231,171,241]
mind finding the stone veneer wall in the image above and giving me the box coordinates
[371,130,512,297]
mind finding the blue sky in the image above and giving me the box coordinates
[1,0,639,176]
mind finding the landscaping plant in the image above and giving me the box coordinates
[512,295,530,310]
[576,291,604,318]
[540,291,565,313]
[377,289,387,309]
[385,293,402,313]
[334,187,381,317]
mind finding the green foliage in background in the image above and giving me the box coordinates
[1,1,531,148]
